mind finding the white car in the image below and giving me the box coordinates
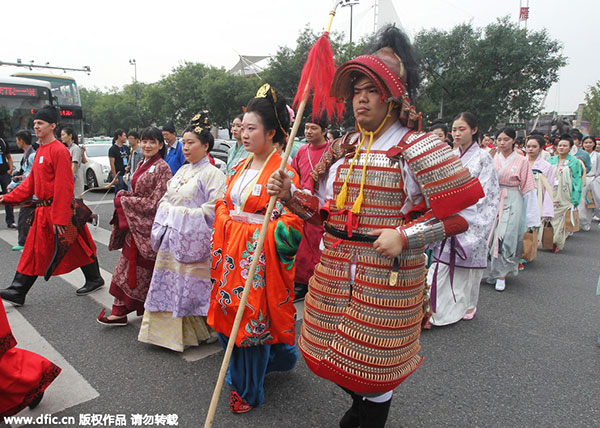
[82,143,112,189]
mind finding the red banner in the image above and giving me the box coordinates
[519,7,529,20]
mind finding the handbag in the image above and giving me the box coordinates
[541,221,554,250]
[565,207,580,233]
[521,229,538,262]
[585,190,596,209]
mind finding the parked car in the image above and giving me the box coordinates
[82,143,111,189]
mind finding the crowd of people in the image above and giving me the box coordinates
[1,25,599,428]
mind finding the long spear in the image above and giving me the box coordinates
[203,4,344,427]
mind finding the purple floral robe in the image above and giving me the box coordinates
[145,158,226,317]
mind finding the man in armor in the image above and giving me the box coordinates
[267,26,484,427]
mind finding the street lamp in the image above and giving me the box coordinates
[129,59,137,82]
[341,0,360,43]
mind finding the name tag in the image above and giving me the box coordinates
[252,184,262,196]
[39,156,44,164]
[149,165,156,173]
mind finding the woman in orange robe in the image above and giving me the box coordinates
[208,84,303,413]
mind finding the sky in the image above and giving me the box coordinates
[2,0,596,115]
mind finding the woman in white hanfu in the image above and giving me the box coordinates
[484,128,540,292]
[139,114,226,352]
[427,112,499,326]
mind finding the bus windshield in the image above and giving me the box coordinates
[0,78,53,151]
[43,77,80,106]
[12,74,80,106]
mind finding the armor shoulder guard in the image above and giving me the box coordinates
[390,130,484,218]
[310,131,360,184]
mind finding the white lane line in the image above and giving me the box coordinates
[0,227,306,364]
[4,303,99,426]
[0,229,139,326]
[88,225,111,247]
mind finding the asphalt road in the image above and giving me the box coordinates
[1,192,599,428]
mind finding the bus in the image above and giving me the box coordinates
[12,72,84,139]
[0,76,53,152]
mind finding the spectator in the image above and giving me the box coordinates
[127,131,143,175]
[8,130,36,251]
[108,129,130,196]
[0,136,16,229]
[61,127,85,198]
[162,121,185,174]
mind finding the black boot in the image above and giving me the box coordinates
[76,257,104,295]
[0,272,38,306]
[358,397,392,428]
[339,392,361,428]
[293,283,308,302]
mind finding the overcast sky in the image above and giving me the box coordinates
[2,0,596,114]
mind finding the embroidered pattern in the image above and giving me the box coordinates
[240,310,273,346]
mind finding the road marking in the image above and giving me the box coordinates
[0,225,306,364]
[4,302,99,426]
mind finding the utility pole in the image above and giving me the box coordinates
[129,59,137,83]
[341,0,360,43]
[129,59,140,130]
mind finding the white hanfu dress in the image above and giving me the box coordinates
[428,142,500,325]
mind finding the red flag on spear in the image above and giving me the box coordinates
[202,5,344,428]
[293,21,345,123]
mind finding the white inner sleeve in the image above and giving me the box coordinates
[230,169,259,212]
[524,188,541,228]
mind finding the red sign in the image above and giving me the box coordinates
[0,86,38,97]
[519,7,529,20]
[60,109,74,117]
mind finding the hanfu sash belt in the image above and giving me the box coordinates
[430,236,466,312]
[487,184,520,258]
[230,212,264,225]
[123,239,155,289]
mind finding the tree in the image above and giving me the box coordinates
[262,26,373,131]
[583,81,600,136]
[414,17,566,131]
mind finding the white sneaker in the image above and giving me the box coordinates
[495,279,506,292]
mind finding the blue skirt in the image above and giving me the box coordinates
[217,334,297,407]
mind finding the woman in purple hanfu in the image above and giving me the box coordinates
[139,113,226,351]
[427,113,500,326]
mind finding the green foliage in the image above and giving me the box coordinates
[583,81,600,135]
[82,63,258,135]
[414,17,566,131]
[81,18,565,137]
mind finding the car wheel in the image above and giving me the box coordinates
[86,169,98,189]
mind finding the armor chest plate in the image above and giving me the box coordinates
[330,150,406,234]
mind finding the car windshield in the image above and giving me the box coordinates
[85,145,111,157]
